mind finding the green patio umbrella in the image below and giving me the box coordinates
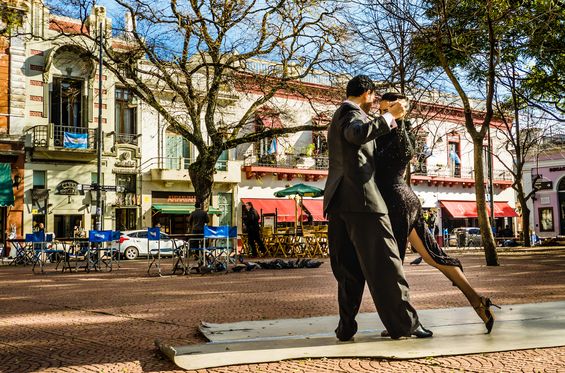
[274,183,324,234]
[274,183,324,198]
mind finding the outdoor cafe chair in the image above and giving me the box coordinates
[88,230,121,272]
[7,239,34,266]
[61,238,88,273]
[27,232,63,274]
[200,225,238,272]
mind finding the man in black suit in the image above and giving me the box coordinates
[188,201,209,234]
[244,202,266,257]
[323,75,432,340]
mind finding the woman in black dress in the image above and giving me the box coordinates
[374,92,498,333]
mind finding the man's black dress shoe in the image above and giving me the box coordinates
[335,320,358,341]
[381,324,433,339]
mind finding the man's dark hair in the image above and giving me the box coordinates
[381,92,406,102]
[195,201,201,208]
[346,75,375,97]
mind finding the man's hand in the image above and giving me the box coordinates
[388,101,407,119]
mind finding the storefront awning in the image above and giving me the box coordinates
[440,200,518,218]
[301,199,327,222]
[0,163,15,207]
[242,198,326,223]
[152,204,223,215]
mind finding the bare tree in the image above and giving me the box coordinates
[42,0,345,204]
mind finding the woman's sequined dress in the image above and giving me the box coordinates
[374,119,461,268]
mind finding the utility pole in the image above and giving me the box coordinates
[95,21,103,231]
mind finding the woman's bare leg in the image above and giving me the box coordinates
[408,229,489,323]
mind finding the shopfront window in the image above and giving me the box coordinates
[115,174,137,206]
[116,208,137,231]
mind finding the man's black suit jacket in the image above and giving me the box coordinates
[323,102,392,215]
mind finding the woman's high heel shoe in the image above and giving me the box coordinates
[474,296,501,334]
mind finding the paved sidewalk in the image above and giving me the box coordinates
[0,248,564,372]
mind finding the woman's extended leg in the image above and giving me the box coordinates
[408,228,497,332]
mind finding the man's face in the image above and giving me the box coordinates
[360,90,376,113]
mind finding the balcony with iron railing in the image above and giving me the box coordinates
[410,165,513,188]
[25,124,98,160]
[144,156,241,184]
[242,153,329,181]
[115,133,140,146]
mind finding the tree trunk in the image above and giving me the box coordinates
[519,195,531,247]
[473,139,499,266]
[188,155,216,208]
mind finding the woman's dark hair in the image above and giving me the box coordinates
[381,92,406,101]
[346,75,376,97]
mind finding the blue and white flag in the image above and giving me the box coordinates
[268,138,277,154]
[64,132,88,149]
[449,150,461,165]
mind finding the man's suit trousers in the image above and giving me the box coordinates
[328,211,419,338]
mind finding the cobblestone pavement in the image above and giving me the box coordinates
[1,248,564,373]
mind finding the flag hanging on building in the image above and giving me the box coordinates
[268,138,277,154]
[450,150,461,165]
[63,132,88,149]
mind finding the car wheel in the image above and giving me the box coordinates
[123,246,139,260]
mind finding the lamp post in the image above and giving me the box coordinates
[95,21,103,231]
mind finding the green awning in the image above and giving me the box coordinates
[0,163,14,207]
[152,204,223,215]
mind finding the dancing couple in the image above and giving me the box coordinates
[323,75,498,340]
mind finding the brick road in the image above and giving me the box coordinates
[1,248,564,373]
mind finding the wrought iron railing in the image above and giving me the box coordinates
[412,166,512,181]
[27,125,48,147]
[156,157,228,172]
[53,125,97,150]
[243,154,329,170]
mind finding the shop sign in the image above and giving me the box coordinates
[152,191,196,204]
[56,180,79,195]
[534,180,553,190]
[112,168,139,174]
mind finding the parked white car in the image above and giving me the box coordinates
[112,230,185,260]
[448,227,482,247]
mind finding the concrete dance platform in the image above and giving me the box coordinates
[156,301,565,370]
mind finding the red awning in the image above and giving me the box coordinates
[242,198,326,222]
[440,201,518,218]
[301,199,327,222]
[242,198,301,223]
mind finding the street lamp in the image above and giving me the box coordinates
[95,21,103,230]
